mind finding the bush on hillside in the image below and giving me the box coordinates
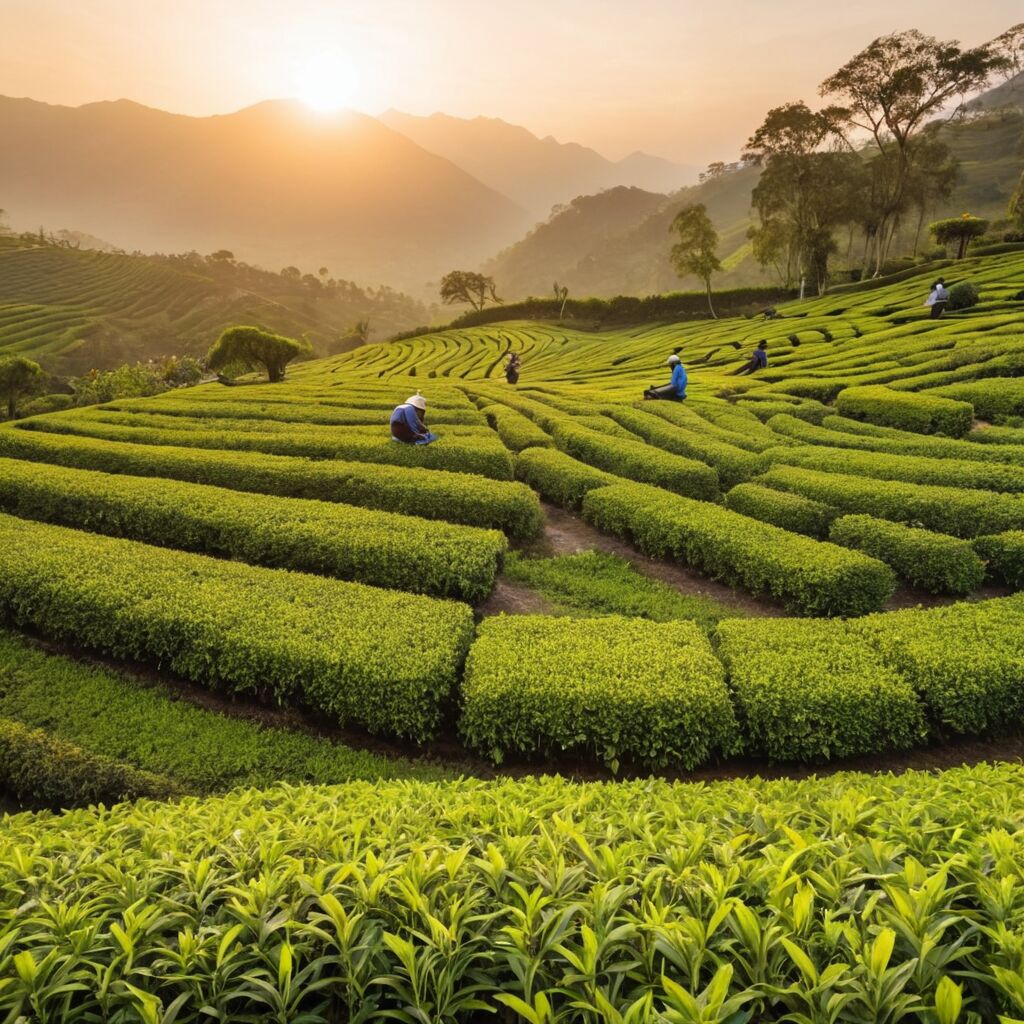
[973,531,1024,588]
[946,281,980,310]
[835,385,974,438]
[207,325,312,383]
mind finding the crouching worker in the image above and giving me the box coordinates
[390,392,438,445]
[644,354,687,401]
[733,340,768,376]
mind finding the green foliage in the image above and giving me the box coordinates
[0,514,475,742]
[552,421,721,499]
[930,377,1024,419]
[0,630,437,795]
[481,403,553,452]
[929,215,990,258]
[0,458,506,602]
[207,325,313,383]
[836,385,975,438]
[973,531,1024,588]
[856,595,1024,735]
[19,411,517,479]
[716,618,926,761]
[439,270,501,311]
[15,393,73,417]
[460,614,738,770]
[514,446,621,509]
[503,550,738,629]
[0,716,179,809]
[736,397,829,424]
[757,464,1024,538]
[0,427,543,537]
[0,354,43,418]
[946,281,980,310]
[669,203,722,316]
[68,358,203,407]
[725,482,837,537]
[829,514,986,595]
[582,482,894,616]
[3,764,1024,1018]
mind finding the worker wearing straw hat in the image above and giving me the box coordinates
[390,392,438,445]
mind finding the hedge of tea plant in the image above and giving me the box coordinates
[829,514,987,595]
[835,385,975,437]
[929,376,1024,420]
[973,530,1024,587]
[2,765,1024,1020]
[0,514,475,742]
[582,482,894,616]
[0,427,544,538]
[514,446,621,509]
[460,614,739,770]
[724,481,837,537]
[480,402,554,451]
[716,617,926,760]
[0,457,506,602]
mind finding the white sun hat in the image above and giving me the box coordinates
[406,392,427,410]
[666,354,681,366]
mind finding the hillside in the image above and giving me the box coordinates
[485,104,1024,300]
[0,236,430,372]
[0,96,527,291]
[2,250,1024,1016]
[380,109,695,222]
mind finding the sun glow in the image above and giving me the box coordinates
[291,54,361,113]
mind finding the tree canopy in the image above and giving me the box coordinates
[440,271,502,312]
[207,326,312,383]
[0,355,44,419]
[929,215,990,259]
[669,204,722,318]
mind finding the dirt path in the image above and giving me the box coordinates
[476,578,554,618]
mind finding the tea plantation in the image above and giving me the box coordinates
[3,251,1024,1019]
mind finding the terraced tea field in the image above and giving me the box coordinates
[3,250,1024,1019]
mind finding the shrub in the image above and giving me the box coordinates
[0,429,543,538]
[460,615,738,770]
[716,619,925,761]
[724,482,836,537]
[605,406,759,488]
[0,458,506,602]
[758,465,1024,538]
[946,281,980,311]
[835,385,974,438]
[582,482,894,616]
[552,421,720,499]
[514,447,621,509]
[736,399,829,424]
[503,551,738,630]
[973,531,1024,588]
[0,717,180,810]
[16,393,73,418]
[207,325,312,383]
[0,354,43,419]
[855,596,1024,735]
[0,515,475,742]
[482,403,553,452]
[0,630,437,793]
[829,514,986,595]
[928,378,1024,420]
[17,415,516,480]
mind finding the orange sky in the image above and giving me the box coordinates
[2,1,1019,165]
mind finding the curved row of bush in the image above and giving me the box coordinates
[0,429,544,538]
[927,377,1024,420]
[582,482,895,616]
[514,447,621,508]
[480,403,553,452]
[973,531,1024,587]
[461,615,738,770]
[0,515,475,742]
[725,481,836,537]
[553,421,721,499]
[17,415,517,480]
[0,458,506,602]
[0,629,435,803]
[835,385,974,437]
[757,464,1024,537]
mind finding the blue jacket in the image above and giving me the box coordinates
[390,404,425,436]
[753,348,768,369]
[670,363,687,396]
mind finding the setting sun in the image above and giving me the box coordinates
[291,54,360,113]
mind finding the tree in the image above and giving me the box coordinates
[207,325,312,383]
[744,102,866,293]
[820,30,1001,275]
[669,204,722,318]
[1011,170,1024,231]
[0,356,44,419]
[440,271,502,311]
[930,214,990,258]
[553,281,569,319]
[991,23,1024,94]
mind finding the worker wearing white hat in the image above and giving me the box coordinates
[390,392,438,444]
[643,354,687,401]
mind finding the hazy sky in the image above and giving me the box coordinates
[2,0,1019,165]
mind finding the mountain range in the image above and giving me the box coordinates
[0,96,692,293]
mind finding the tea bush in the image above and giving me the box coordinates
[514,446,621,508]
[460,614,738,769]
[929,377,1024,419]
[724,481,837,537]
[481,402,553,451]
[972,530,1024,588]
[835,385,974,438]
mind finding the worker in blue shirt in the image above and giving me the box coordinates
[390,393,438,445]
[734,340,768,375]
[644,354,687,401]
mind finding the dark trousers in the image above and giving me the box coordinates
[930,302,947,319]
[733,359,760,376]
[644,384,684,401]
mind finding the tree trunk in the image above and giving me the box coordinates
[267,363,284,383]
[705,279,717,319]
[6,396,14,420]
